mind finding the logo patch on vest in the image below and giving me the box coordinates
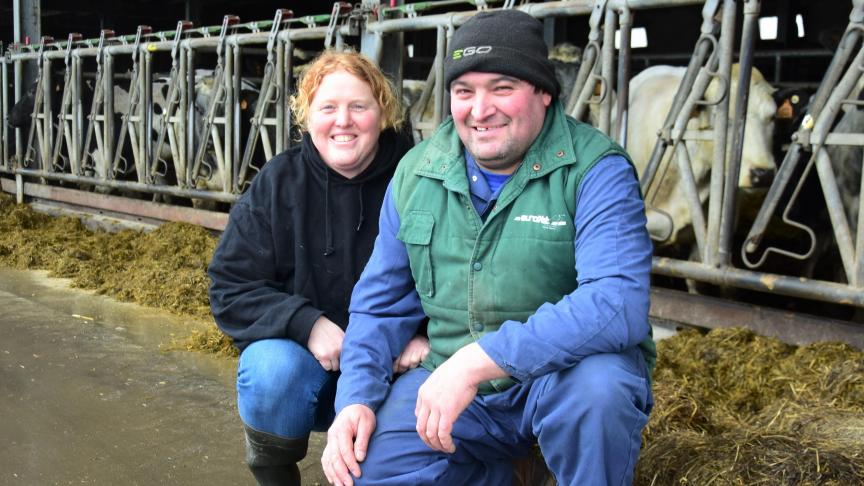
[513,214,568,230]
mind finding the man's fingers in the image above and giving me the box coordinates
[322,444,344,486]
[331,357,340,372]
[393,356,405,374]
[415,401,430,448]
[336,423,362,479]
[438,417,456,453]
[424,409,443,451]
[354,416,374,463]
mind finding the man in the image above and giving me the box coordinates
[323,9,656,486]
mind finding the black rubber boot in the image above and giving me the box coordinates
[244,424,309,486]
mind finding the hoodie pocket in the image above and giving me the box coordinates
[397,210,435,298]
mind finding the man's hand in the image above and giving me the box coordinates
[393,335,431,374]
[414,343,506,453]
[308,316,345,371]
[322,404,376,486]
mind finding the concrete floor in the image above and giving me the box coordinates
[0,268,328,485]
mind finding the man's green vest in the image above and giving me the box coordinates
[392,103,656,394]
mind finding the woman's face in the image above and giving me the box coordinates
[308,70,383,179]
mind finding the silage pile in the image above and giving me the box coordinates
[2,193,863,483]
[636,327,864,485]
[0,192,237,356]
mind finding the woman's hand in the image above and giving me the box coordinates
[308,316,345,371]
[393,335,431,374]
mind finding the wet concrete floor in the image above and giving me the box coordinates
[0,268,328,485]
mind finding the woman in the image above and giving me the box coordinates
[208,50,427,486]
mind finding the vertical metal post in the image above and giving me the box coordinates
[13,0,22,44]
[178,45,188,186]
[276,36,285,154]
[599,7,616,135]
[16,172,24,203]
[17,0,40,86]
[855,148,864,288]
[186,46,196,186]
[361,27,383,65]
[72,52,83,173]
[719,0,760,266]
[284,39,294,150]
[14,58,23,165]
[615,6,632,147]
[366,2,404,92]
[104,51,116,181]
[42,57,53,171]
[433,25,446,127]
[1,57,8,170]
[225,42,235,193]
[705,0,736,266]
[141,51,152,182]
[232,41,242,190]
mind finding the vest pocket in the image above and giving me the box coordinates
[397,210,435,297]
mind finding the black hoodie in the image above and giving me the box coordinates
[208,128,413,351]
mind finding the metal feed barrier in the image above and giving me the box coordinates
[2,0,864,314]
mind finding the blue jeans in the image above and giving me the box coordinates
[354,346,653,486]
[237,338,338,438]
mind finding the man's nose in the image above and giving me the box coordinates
[471,93,495,120]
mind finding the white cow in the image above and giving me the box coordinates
[626,64,778,245]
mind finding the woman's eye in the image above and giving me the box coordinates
[350,104,367,111]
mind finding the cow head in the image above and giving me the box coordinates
[706,65,778,189]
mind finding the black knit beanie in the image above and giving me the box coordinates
[443,9,560,98]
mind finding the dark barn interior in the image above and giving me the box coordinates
[0,0,849,87]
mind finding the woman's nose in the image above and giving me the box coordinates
[335,106,352,126]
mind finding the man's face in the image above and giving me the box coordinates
[450,72,551,174]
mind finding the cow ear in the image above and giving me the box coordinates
[704,75,722,105]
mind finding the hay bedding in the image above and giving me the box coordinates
[2,193,863,483]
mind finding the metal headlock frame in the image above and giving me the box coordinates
[236,9,293,193]
[742,0,864,284]
[21,36,55,171]
[2,0,864,311]
[113,24,155,183]
[49,32,83,175]
[78,29,117,182]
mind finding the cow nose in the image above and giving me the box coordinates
[749,167,775,188]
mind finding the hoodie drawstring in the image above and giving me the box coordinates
[356,185,365,231]
[323,169,334,256]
